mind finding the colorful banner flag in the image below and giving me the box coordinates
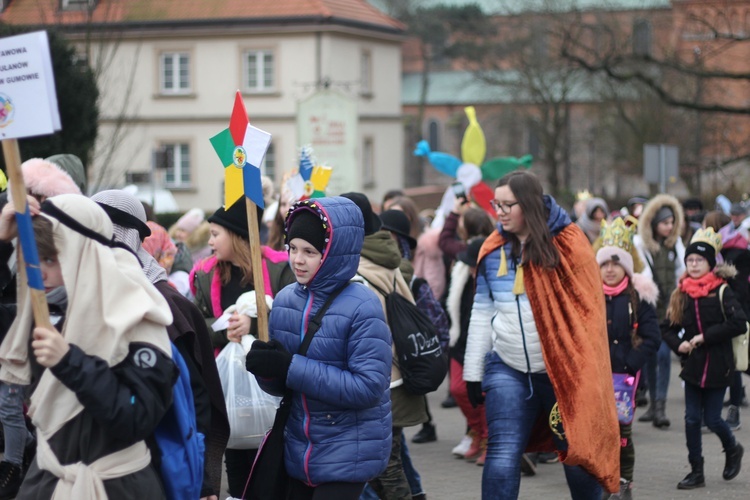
[210,92,271,209]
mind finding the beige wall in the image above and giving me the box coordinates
[87,26,404,211]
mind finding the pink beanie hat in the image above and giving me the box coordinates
[596,246,634,278]
[176,208,205,234]
[14,158,82,199]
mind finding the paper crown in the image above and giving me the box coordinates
[599,217,635,252]
[576,189,592,202]
[690,227,722,253]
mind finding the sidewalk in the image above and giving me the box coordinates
[405,357,750,499]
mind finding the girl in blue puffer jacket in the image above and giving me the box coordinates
[246,197,393,499]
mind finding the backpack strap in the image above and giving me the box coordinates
[360,276,388,299]
[719,283,728,319]
[299,283,350,356]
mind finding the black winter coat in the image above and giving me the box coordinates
[605,292,661,375]
[662,283,748,389]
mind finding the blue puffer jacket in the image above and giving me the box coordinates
[259,197,392,486]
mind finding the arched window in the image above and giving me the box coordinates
[428,119,440,152]
[632,19,652,56]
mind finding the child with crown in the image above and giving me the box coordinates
[662,227,748,490]
[597,218,661,499]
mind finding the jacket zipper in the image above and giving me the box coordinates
[694,298,710,388]
[300,290,315,485]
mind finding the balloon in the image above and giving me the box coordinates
[461,106,486,166]
[481,154,533,181]
[414,140,462,178]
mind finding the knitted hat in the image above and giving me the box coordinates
[730,203,748,216]
[380,209,417,250]
[341,192,382,236]
[685,227,722,270]
[287,210,326,253]
[176,208,205,234]
[652,205,675,226]
[208,200,264,240]
[45,154,87,194]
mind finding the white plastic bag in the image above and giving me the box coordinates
[216,340,281,449]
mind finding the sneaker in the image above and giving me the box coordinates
[726,404,741,431]
[411,422,437,444]
[0,461,22,500]
[452,433,473,458]
[441,394,458,408]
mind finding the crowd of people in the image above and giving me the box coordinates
[0,153,748,500]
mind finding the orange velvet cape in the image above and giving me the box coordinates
[478,225,620,493]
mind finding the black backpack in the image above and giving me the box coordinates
[367,277,448,395]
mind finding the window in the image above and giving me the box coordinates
[163,143,191,187]
[61,0,94,10]
[428,120,440,152]
[632,19,652,56]
[362,137,374,188]
[360,50,372,95]
[160,52,190,94]
[261,142,275,182]
[244,50,274,92]
[125,172,150,185]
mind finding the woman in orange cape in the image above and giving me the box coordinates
[463,171,619,498]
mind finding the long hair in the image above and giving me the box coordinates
[33,216,57,259]
[217,231,254,286]
[267,207,286,251]
[496,171,560,269]
[627,283,643,349]
[388,196,422,241]
[666,285,687,325]
[702,210,730,232]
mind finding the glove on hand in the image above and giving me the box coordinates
[466,381,485,408]
[245,339,292,380]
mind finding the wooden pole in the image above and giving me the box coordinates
[2,139,52,329]
[245,197,269,341]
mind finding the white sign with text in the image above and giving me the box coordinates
[0,30,61,140]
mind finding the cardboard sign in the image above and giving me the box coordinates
[0,30,61,140]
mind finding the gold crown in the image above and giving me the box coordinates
[599,217,635,252]
[690,227,722,253]
[576,189,592,202]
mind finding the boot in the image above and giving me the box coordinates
[723,442,743,480]
[0,461,22,500]
[520,453,537,476]
[677,458,705,489]
[411,422,437,444]
[638,400,655,422]
[653,400,670,428]
[463,433,483,461]
[635,386,648,407]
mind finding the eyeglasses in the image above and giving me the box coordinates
[685,257,706,265]
[490,200,519,214]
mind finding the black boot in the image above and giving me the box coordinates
[723,442,743,480]
[638,400,655,422]
[635,386,648,407]
[677,458,705,489]
[0,461,23,500]
[411,422,437,444]
[653,400,670,428]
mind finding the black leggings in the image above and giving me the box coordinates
[288,479,366,500]
[224,448,258,498]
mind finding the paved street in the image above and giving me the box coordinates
[405,357,750,499]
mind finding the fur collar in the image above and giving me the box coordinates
[631,273,659,306]
[638,194,684,254]
[714,263,738,281]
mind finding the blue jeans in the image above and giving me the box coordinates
[361,433,423,499]
[0,382,33,466]
[481,352,602,500]
[684,382,736,463]
[645,341,671,401]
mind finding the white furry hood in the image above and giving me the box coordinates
[631,273,659,306]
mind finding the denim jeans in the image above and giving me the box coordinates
[481,352,602,500]
[0,382,34,466]
[360,433,423,499]
[684,382,736,463]
[644,341,671,401]
[728,370,744,406]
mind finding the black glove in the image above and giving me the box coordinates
[245,339,292,380]
[466,381,485,408]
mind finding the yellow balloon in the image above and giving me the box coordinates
[461,106,486,166]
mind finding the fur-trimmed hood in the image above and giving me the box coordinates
[631,273,659,306]
[637,194,684,254]
[714,262,738,281]
[9,158,82,201]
